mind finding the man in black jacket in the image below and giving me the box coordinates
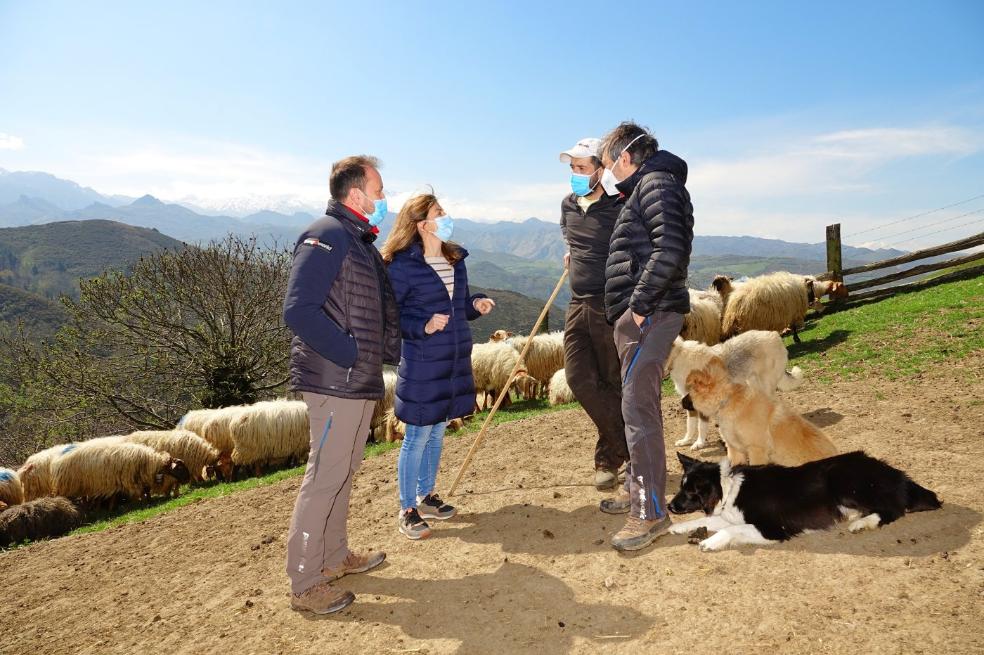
[558,138,628,490]
[598,123,694,552]
[283,155,401,614]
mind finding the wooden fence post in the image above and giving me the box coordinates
[826,223,843,282]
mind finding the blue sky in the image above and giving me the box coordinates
[1,0,983,247]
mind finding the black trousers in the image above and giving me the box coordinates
[563,295,628,470]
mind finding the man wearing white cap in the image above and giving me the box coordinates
[558,138,628,490]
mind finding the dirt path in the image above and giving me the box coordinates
[2,354,983,655]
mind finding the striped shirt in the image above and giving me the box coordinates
[425,255,455,299]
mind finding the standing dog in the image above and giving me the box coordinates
[667,451,941,551]
[682,356,836,466]
[666,331,804,451]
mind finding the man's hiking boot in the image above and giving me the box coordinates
[599,489,631,514]
[611,515,672,552]
[290,581,354,615]
[322,550,386,582]
[594,468,619,490]
[417,493,457,520]
[399,507,432,540]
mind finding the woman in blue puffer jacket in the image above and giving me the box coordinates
[380,192,495,540]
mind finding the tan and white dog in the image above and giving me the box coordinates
[682,356,837,466]
[665,330,803,450]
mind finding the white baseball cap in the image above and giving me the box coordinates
[559,137,601,163]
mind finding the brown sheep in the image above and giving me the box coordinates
[0,497,82,548]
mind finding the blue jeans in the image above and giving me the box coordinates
[398,422,448,510]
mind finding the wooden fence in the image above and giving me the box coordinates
[819,225,984,304]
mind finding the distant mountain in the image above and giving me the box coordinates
[0,169,920,304]
[0,168,131,211]
[0,220,185,299]
[692,234,905,265]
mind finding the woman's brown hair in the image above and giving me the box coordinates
[380,193,462,264]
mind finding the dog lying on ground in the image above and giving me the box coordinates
[682,356,835,466]
[667,451,942,551]
[666,331,804,451]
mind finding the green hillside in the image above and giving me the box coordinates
[0,283,68,339]
[0,219,185,299]
[469,286,566,342]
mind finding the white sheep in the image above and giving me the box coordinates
[0,468,24,508]
[720,271,813,343]
[18,444,72,502]
[804,275,848,312]
[471,341,529,411]
[51,441,191,506]
[509,331,565,399]
[381,407,407,443]
[488,329,514,342]
[178,405,247,455]
[121,430,232,482]
[681,288,724,345]
[510,374,541,401]
[547,369,576,406]
[370,371,398,437]
[227,399,310,476]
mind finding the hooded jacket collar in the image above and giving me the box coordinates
[614,150,689,197]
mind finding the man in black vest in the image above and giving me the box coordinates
[283,155,401,614]
[558,138,629,490]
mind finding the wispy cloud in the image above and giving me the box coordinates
[0,133,25,150]
[689,125,982,200]
[687,123,984,247]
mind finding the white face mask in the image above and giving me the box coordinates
[600,133,646,196]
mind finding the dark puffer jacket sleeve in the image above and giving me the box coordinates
[466,285,487,321]
[388,258,430,341]
[629,176,693,317]
[282,231,357,368]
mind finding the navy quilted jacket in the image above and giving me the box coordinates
[605,151,694,322]
[386,242,486,426]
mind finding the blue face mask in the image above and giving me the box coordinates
[570,172,598,197]
[429,215,454,242]
[367,197,388,227]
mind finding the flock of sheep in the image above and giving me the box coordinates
[0,269,843,548]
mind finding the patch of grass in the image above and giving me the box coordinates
[69,466,305,537]
[788,273,984,382]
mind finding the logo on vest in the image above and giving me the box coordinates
[302,238,333,252]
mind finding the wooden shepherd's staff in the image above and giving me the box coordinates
[448,268,568,496]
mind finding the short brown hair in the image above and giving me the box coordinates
[600,122,658,166]
[329,155,381,201]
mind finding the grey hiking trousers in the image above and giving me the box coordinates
[613,310,684,521]
[286,392,375,595]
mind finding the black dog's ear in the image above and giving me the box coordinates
[677,452,700,471]
[681,394,695,411]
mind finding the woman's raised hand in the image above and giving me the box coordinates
[473,298,495,315]
[424,313,450,334]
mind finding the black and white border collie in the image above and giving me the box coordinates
[667,451,941,552]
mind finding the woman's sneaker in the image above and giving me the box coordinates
[399,507,432,540]
[417,493,457,520]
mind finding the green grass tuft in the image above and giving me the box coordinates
[787,274,983,381]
